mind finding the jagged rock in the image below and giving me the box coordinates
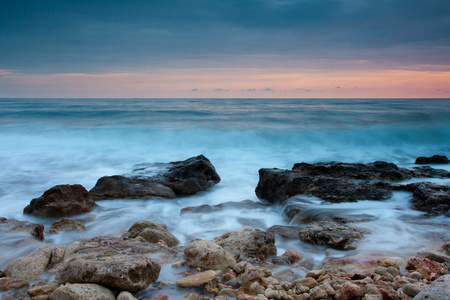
[416,251,450,268]
[266,225,301,239]
[184,240,236,270]
[49,218,86,233]
[334,282,364,300]
[298,221,369,250]
[404,182,450,216]
[122,220,179,247]
[89,155,220,200]
[214,229,277,260]
[55,249,161,292]
[27,280,60,299]
[49,283,115,300]
[181,200,268,214]
[23,184,97,217]
[408,166,450,178]
[281,249,303,264]
[413,274,450,300]
[0,277,29,291]
[405,257,448,281]
[415,155,450,164]
[4,246,52,281]
[0,217,44,240]
[176,270,216,287]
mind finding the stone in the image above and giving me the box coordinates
[181,200,269,214]
[23,184,97,217]
[89,155,221,200]
[379,288,397,300]
[214,229,277,260]
[49,283,115,300]
[405,257,448,280]
[404,182,450,216]
[180,292,198,300]
[176,270,216,287]
[27,280,60,298]
[281,249,303,264]
[334,282,364,300]
[49,218,86,233]
[0,217,45,240]
[266,225,301,239]
[417,251,450,268]
[298,221,368,250]
[118,291,138,300]
[309,286,328,300]
[413,274,450,300]
[0,277,29,291]
[150,295,169,300]
[55,250,161,292]
[4,246,52,281]
[409,271,422,280]
[51,246,66,264]
[377,257,399,269]
[402,283,422,297]
[122,220,179,247]
[293,277,318,288]
[184,240,236,270]
[415,155,450,164]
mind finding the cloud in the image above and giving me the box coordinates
[191,88,199,91]
[214,88,230,92]
[264,88,274,92]
[247,88,256,91]
[294,88,312,92]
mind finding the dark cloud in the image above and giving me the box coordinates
[1,0,450,73]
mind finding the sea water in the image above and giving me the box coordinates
[1,98,449,294]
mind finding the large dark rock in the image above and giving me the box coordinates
[89,155,220,200]
[0,217,44,240]
[415,155,450,164]
[404,182,450,216]
[24,184,97,218]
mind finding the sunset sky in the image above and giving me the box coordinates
[1,0,449,98]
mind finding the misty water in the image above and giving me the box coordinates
[1,98,450,297]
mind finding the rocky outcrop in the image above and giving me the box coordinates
[0,217,44,240]
[184,240,236,270]
[405,257,448,281]
[404,182,450,216]
[214,229,277,260]
[298,221,369,250]
[23,184,97,217]
[266,225,302,239]
[49,283,115,300]
[181,200,268,215]
[89,155,220,200]
[121,220,180,247]
[55,249,161,292]
[4,246,52,281]
[49,218,86,233]
[415,154,450,164]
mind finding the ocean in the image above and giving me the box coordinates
[1,98,450,296]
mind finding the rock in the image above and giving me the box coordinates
[27,280,60,298]
[309,286,328,300]
[176,270,216,287]
[408,166,450,178]
[89,155,220,200]
[121,220,179,247]
[402,283,422,297]
[334,282,364,300]
[298,221,368,250]
[266,225,301,239]
[379,288,397,300]
[214,229,277,260]
[181,200,269,215]
[49,283,115,300]
[377,257,399,269]
[409,271,423,280]
[404,182,450,216]
[184,240,236,270]
[293,277,319,288]
[180,292,198,300]
[415,155,450,164]
[23,184,97,217]
[4,246,52,281]
[0,277,29,290]
[405,257,448,280]
[150,295,169,300]
[413,274,450,300]
[0,217,45,240]
[443,241,450,256]
[55,250,161,292]
[281,249,303,264]
[117,291,138,300]
[51,246,66,264]
[49,218,86,233]
[417,251,450,268]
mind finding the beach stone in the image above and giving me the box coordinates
[0,217,45,240]
[334,282,364,300]
[377,257,399,269]
[413,274,450,300]
[184,240,236,270]
[298,221,368,250]
[122,220,179,247]
[4,246,52,282]
[402,283,422,297]
[51,246,66,264]
[49,218,86,233]
[281,249,303,264]
[150,295,169,300]
[27,280,60,298]
[294,277,319,288]
[0,277,29,291]
[415,155,450,164]
[404,182,450,216]
[23,184,97,217]
[176,270,216,287]
[409,271,422,280]
[214,229,277,260]
[49,283,115,300]
[405,257,448,280]
[117,291,138,300]
[309,286,328,299]
[55,250,161,292]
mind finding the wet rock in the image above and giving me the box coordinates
[298,221,368,250]
[181,200,269,214]
[405,257,448,281]
[184,240,236,270]
[49,218,86,233]
[334,282,364,300]
[89,155,220,200]
[24,184,97,217]
[176,270,216,287]
[408,166,450,178]
[266,225,301,239]
[413,274,450,300]
[51,245,66,264]
[49,283,115,300]
[404,182,450,216]
[214,229,277,260]
[0,217,45,240]
[415,155,450,164]
[27,280,60,298]
[281,249,303,264]
[55,249,161,292]
[4,246,52,281]
[122,220,180,247]
[0,277,29,291]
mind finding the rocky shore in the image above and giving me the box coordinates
[0,155,449,299]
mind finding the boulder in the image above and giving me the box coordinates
[413,274,450,300]
[89,155,220,200]
[49,218,86,233]
[4,246,52,281]
[298,221,369,250]
[0,217,44,240]
[23,184,97,217]
[404,182,450,216]
[55,249,161,292]
[184,240,236,270]
[214,229,277,260]
[122,220,179,247]
[415,155,450,164]
[176,270,216,287]
[49,283,115,300]
[266,225,302,239]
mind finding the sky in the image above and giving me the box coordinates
[1,0,450,98]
